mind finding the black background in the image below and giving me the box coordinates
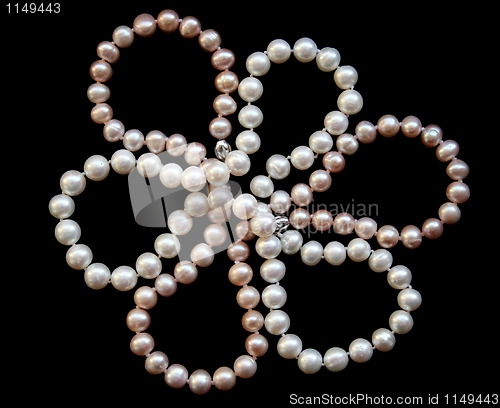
[4,0,497,406]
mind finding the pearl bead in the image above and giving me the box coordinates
[215,70,239,93]
[389,310,414,334]
[209,117,232,139]
[159,163,182,188]
[300,241,323,266]
[126,308,151,332]
[267,39,291,63]
[213,367,236,391]
[377,114,400,137]
[250,212,277,237]
[123,129,144,152]
[376,225,399,248]
[349,338,373,363]
[211,48,235,70]
[323,151,345,173]
[324,110,349,135]
[60,170,86,196]
[204,224,227,247]
[332,212,355,235]
[280,230,303,255]
[336,133,359,155]
[316,47,341,72]
[289,208,311,229]
[190,243,214,267]
[84,263,110,290]
[297,348,323,374]
[110,149,136,174]
[87,83,110,103]
[205,161,230,187]
[145,351,169,375]
[227,241,250,262]
[291,183,313,206]
[167,210,193,235]
[97,41,120,63]
[154,234,181,259]
[130,333,154,356]
[189,369,212,395]
[133,13,156,37]
[354,217,377,239]
[290,146,315,170]
[166,133,187,157]
[157,9,179,33]
[446,181,470,203]
[262,284,287,309]
[355,120,377,144]
[112,25,134,48]
[179,16,201,39]
[225,150,251,176]
[165,364,188,388]
[264,310,290,335]
[49,194,75,219]
[233,355,257,378]
[309,170,332,192]
[181,166,206,192]
[278,334,303,359]
[207,184,232,211]
[238,105,264,129]
[84,155,110,181]
[228,262,253,286]
[198,29,221,52]
[323,241,347,266]
[400,225,423,249]
[155,273,177,297]
[337,90,363,115]
[90,103,113,124]
[398,288,422,312]
[134,286,157,309]
[270,190,291,214]
[266,154,290,179]
[111,266,138,291]
[236,130,261,154]
[422,218,444,239]
[347,238,371,262]
[446,159,469,180]
[436,140,460,161]
[260,258,286,283]
[136,252,162,279]
[184,192,209,217]
[311,210,333,231]
[250,175,274,198]
[368,249,393,272]
[324,347,349,372]
[184,142,207,166]
[246,51,271,76]
[372,328,396,352]
[421,124,443,147]
[400,115,422,138]
[238,77,264,102]
[235,221,255,241]
[293,38,318,63]
[438,202,461,224]
[55,219,81,245]
[245,333,268,357]
[232,193,258,220]
[90,60,113,82]
[66,244,92,270]
[309,130,333,154]
[334,65,358,89]
[387,265,412,289]
[136,153,162,178]
[241,310,264,332]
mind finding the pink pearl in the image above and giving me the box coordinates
[421,124,443,147]
[126,309,151,332]
[211,48,235,70]
[215,70,239,93]
[97,41,120,63]
[133,13,156,37]
[236,286,260,309]
[376,225,399,248]
[436,140,460,162]
[213,94,237,116]
[134,286,158,309]
[332,212,355,235]
[309,169,332,192]
[166,133,187,157]
[312,210,333,231]
[241,310,264,332]
[87,83,110,103]
[377,114,400,137]
[355,120,377,144]
[401,116,422,138]
[157,9,179,33]
[130,332,154,356]
[209,117,232,139]
[184,142,207,166]
[289,208,311,229]
[446,159,469,180]
[235,221,256,241]
[322,151,345,173]
[439,202,461,224]
[90,60,112,82]
[198,29,221,52]
[422,218,444,239]
[400,225,422,249]
[245,333,268,357]
[90,103,113,124]
[228,262,253,286]
[179,16,201,38]
[213,367,237,391]
[354,217,377,239]
[103,119,124,142]
[227,241,250,262]
[291,183,313,207]
[174,261,198,284]
[446,181,470,203]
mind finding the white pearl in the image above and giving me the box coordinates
[205,161,230,187]
[250,175,274,198]
[347,238,371,262]
[349,338,373,363]
[290,146,315,170]
[136,252,162,279]
[323,241,347,266]
[174,261,198,284]
[324,110,349,135]
[266,154,290,179]
[246,51,271,76]
[190,243,214,267]
[213,367,236,391]
[250,212,277,237]
[84,263,111,290]
[372,328,396,352]
[316,47,341,72]
[387,265,412,289]
[334,65,358,89]
[184,192,209,217]
[277,334,302,359]
[255,235,282,259]
[189,369,212,395]
[207,206,232,224]
[264,310,290,335]
[136,153,162,178]
[260,258,286,283]
[66,244,92,270]
[159,163,183,188]
[270,190,291,214]
[49,194,75,219]
[389,310,414,334]
[203,224,227,247]
[324,347,349,372]
[297,348,323,374]
[165,364,188,388]
[111,266,137,291]
[225,150,251,176]
[184,142,206,166]
[55,219,81,246]
[293,38,318,63]
[238,77,264,102]
[154,233,180,258]
[267,39,291,63]
[110,149,136,174]
[397,288,422,311]
[309,130,333,154]
[280,230,303,255]
[233,355,257,379]
[256,202,272,214]
[336,133,359,155]
[300,241,323,266]
[337,89,363,115]
[369,249,393,272]
[233,193,258,220]
[262,284,287,309]
[123,129,144,152]
[84,155,110,181]
[181,166,206,192]
[236,130,261,154]
[155,273,177,297]
[60,170,86,196]
[103,119,124,142]
[167,210,193,235]
[208,187,232,213]
[238,105,263,129]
